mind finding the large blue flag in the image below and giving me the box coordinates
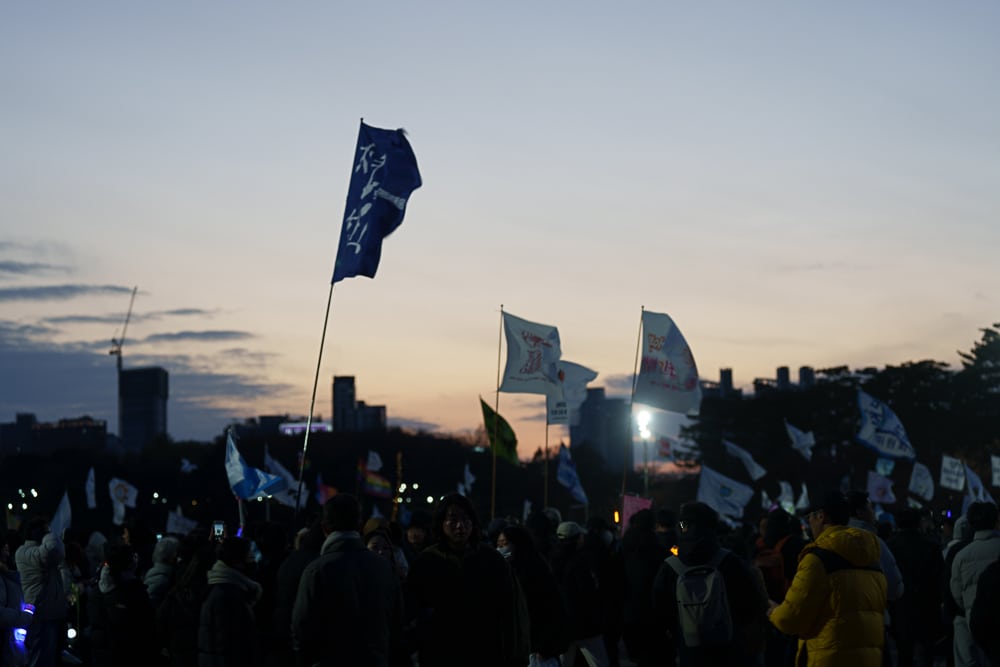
[331,121,422,283]
[856,390,916,460]
[225,432,288,500]
[556,445,588,505]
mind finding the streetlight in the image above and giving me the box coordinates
[637,411,652,495]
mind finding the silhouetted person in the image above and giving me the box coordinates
[198,537,262,667]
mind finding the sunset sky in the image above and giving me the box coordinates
[2,3,998,459]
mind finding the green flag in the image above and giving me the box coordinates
[480,397,519,465]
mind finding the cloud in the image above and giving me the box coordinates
[774,261,873,273]
[142,330,253,343]
[0,284,133,302]
[42,307,218,326]
[0,320,61,344]
[387,417,441,432]
[0,261,67,278]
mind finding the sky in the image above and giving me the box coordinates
[2,3,999,459]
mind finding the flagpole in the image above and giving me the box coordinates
[622,306,644,499]
[492,304,504,519]
[295,282,336,515]
[543,423,549,508]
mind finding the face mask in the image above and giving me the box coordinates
[497,546,512,559]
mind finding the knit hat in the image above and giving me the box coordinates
[556,521,583,540]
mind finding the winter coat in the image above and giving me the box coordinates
[13,535,65,621]
[291,531,402,667]
[0,569,32,667]
[197,561,262,667]
[949,530,1000,615]
[89,567,157,667]
[549,539,603,640]
[887,528,944,637]
[508,550,570,659]
[968,557,1000,665]
[156,580,207,667]
[407,541,527,667]
[769,524,887,667]
[652,533,768,666]
[143,562,175,608]
[271,544,319,651]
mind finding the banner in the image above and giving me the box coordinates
[785,421,815,461]
[697,465,754,518]
[908,462,935,501]
[856,390,916,460]
[331,121,422,283]
[500,312,562,395]
[633,310,702,414]
[867,470,897,505]
[546,360,597,425]
[940,455,966,492]
[556,445,588,505]
[622,494,653,532]
[480,398,520,465]
[723,440,767,481]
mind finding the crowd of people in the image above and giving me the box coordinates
[0,488,999,667]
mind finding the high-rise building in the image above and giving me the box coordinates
[332,376,357,432]
[569,387,632,471]
[119,367,168,450]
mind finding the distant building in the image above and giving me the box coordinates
[752,365,817,396]
[569,387,632,471]
[700,368,744,400]
[0,413,107,456]
[119,367,168,450]
[331,376,386,433]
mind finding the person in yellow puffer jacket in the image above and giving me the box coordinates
[768,490,888,667]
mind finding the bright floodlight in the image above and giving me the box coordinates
[636,411,651,429]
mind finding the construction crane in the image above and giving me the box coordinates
[109,286,138,373]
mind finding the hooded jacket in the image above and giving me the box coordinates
[949,529,1000,614]
[198,560,262,667]
[13,535,65,622]
[769,525,887,667]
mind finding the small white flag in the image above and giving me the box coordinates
[940,455,965,492]
[50,491,71,539]
[463,463,475,490]
[795,483,810,511]
[992,455,1000,488]
[85,467,97,510]
[723,440,767,481]
[697,465,754,518]
[180,458,198,474]
[546,360,598,425]
[867,470,897,505]
[778,481,796,515]
[633,310,702,415]
[964,464,994,504]
[856,390,916,460]
[761,489,773,511]
[165,505,198,535]
[908,462,935,501]
[366,451,383,473]
[522,499,532,523]
[457,483,466,497]
[108,477,138,526]
[264,447,304,509]
[785,421,815,461]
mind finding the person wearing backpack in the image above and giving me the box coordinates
[652,502,768,667]
[768,490,888,667]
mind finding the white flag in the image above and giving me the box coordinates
[796,483,810,511]
[463,463,475,490]
[264,447,304,509]
[522,499,532,523]
[180,458,198,474]
[633,310,701,415]
[108,477,138,526]
[992,455,1000,488]
[50,491,71,539]
[723,440,767,481]
[940,455,966,492]
[856,390,916,460]
[366,450,383,473]
[761,489,773,511]
[964,464,994,504]
[785,421,815,461]
[546,360,597,425]
[867,470,897,505]
[166,505,199,535]
[85,467,97,509]
[697,465,754,518]
[457,483,466,497]
[908,462,935,501]
[499,311,562,395]
[778,481,796,515]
